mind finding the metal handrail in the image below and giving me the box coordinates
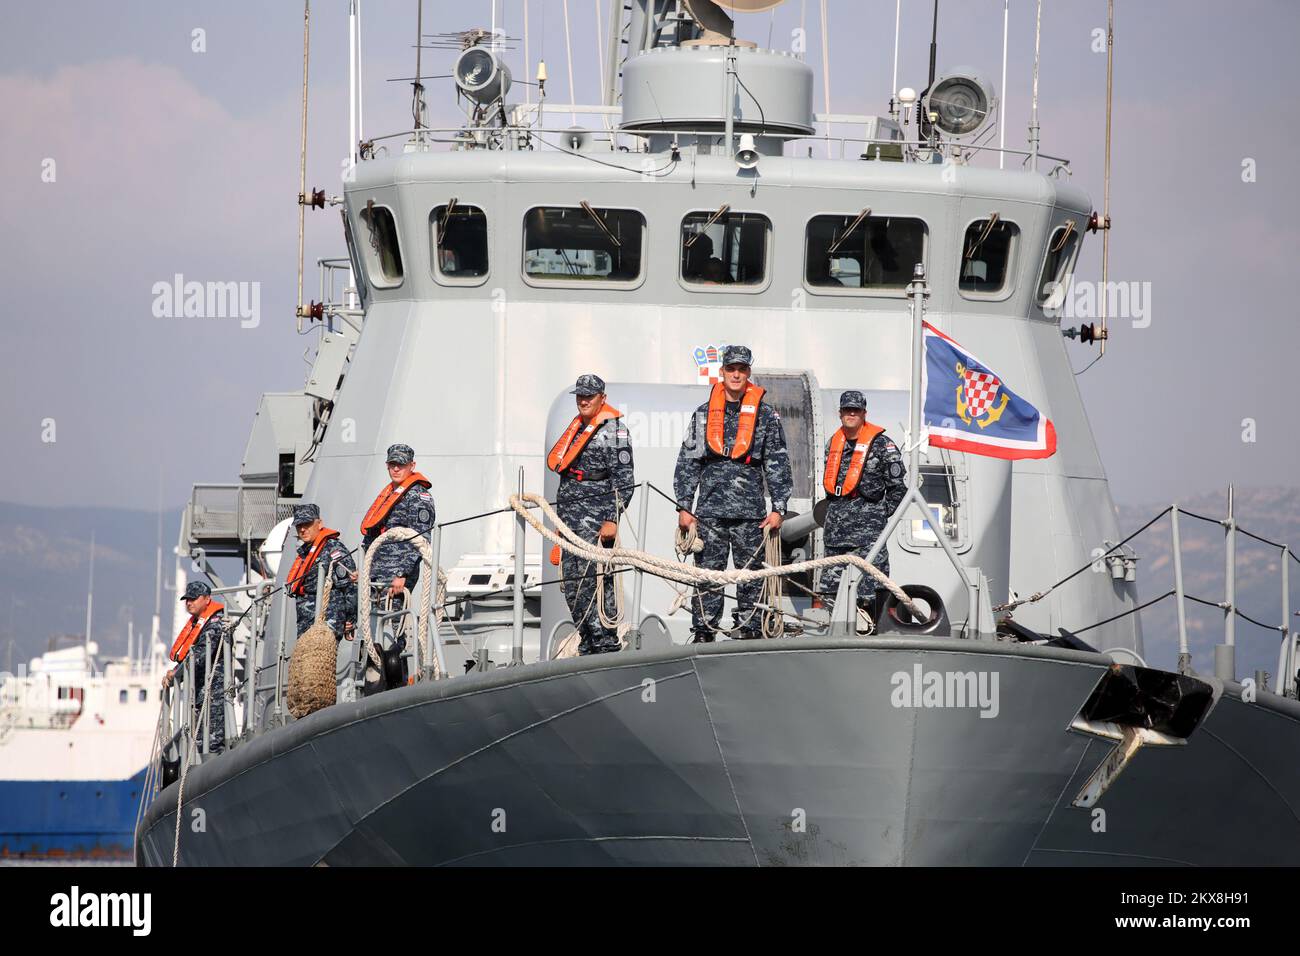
[1022,494,1298,696]
[357,122,1071,170]
[193,470,1300,771]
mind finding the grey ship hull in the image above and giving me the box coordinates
[136,638,1300,866]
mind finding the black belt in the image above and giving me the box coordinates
[563,468,610,482]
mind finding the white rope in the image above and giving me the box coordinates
[593,528,627,635]
[511,492,921,620]
[359,527,439,681]
[856,603,877,636]
[760,531,784,639]
[674,523,704,556]
[682,529,783,640]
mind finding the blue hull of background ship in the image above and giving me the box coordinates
[1,773,146,860]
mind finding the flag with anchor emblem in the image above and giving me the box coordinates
[921,321,1056,459]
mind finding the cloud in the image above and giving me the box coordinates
[0,57,331,509]
[0,57,304,267]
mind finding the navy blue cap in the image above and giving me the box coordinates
[721,345,753,368]
[180,581,211,602]
[570,373,606,397]
[292,503,321,526]
[385,443,415,465]
[838,390,867,411]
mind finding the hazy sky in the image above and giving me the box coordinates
[1,0,1297,511]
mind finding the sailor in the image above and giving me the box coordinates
[360,443,436,601]
[162,581,227,754]
[286,503,357,638]
[817,390,907,617]
[674,345,792,642]
[548,373,636,655]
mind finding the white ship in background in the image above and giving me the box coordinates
[0,639,169,859]
[0,513,197,859]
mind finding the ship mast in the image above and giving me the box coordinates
[151,475,163,658]
[84,530,95,656]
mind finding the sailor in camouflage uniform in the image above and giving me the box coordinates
[674,346,792,642]
[818,390,907,615]
[287,503,358,637]
[163,580,228,754]
[360,443,436,601]
[549,374,636,655]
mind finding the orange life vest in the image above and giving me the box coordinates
[823,424,885,497]
[547,403,622,474]
[170,601,225,664]
[361,473,432,536]
[706,382,765,461]
[286,528,341,596]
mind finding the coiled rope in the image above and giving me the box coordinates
[358,527,439,681]
[593,527,628,635]
[674,528,785,639]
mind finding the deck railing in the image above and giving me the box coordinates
[150,473,1300,804]
[355,108,1071,173]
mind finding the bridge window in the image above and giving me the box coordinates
[341,212,370,309]
[139,689,148,702]
[959,217,1019,296]
[1037,222,1080,308]
[119,689,128,704]
[805,213,927,292]
[680,209,770,288]
[431,202,489,282]
[523,205,644,285]
[358,203,404,288]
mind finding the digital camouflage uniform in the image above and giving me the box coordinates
[362,445,436,597]
[554,375,636,655]
[819,425,908,607]
[673,349,792,639]
[175,582,228,754]
[292,537,358,636]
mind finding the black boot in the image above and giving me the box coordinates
[690,630,715,644]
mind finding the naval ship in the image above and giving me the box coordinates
[136,0,1300,866]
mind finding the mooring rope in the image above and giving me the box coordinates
[509,492,920,620]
